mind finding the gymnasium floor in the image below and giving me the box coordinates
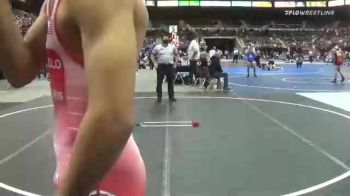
[1,62,350,196]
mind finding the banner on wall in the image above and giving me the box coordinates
[169,25,179,47]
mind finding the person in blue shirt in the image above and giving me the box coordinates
[246,46,257,78]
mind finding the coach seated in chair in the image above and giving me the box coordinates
[196,50,211,88]
[209,53,231,91]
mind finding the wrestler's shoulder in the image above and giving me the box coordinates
[65,0,136,25]
[67,0,135,10]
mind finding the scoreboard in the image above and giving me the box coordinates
[145,0,349,7]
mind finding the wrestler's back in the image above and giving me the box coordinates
[46,0,148,195]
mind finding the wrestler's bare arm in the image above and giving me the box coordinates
[56,0,138,195]
[0,1,48,88]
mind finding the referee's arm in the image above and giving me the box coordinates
[151,46,158,65]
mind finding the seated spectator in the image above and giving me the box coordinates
[266,59,282,71]
[209,53,231,91]
[209,46,217,58]
[224,50,229,59]
[266,54,280,70]
[261,62,268,70]
[196,50,211,88]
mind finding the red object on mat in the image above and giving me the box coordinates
[192,121,200,128]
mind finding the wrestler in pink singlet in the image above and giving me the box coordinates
[45,0,146,195]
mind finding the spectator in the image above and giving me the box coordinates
[197,49,211,89]
[209,46,217,58]
[12,9,36,36]
[187,32,200,85]
[209,53,231,91]
[255,50,261,68]
[224,50,229,59]
[296,54,303,68]
[345,51,350,66]
[308,50,314,64]
[233,48,239,63]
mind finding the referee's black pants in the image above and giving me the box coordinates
[189,60,198,84]
[157,64,175,99]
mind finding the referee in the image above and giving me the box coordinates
[151,35,179,102]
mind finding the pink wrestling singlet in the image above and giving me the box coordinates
[45,0,146,195]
